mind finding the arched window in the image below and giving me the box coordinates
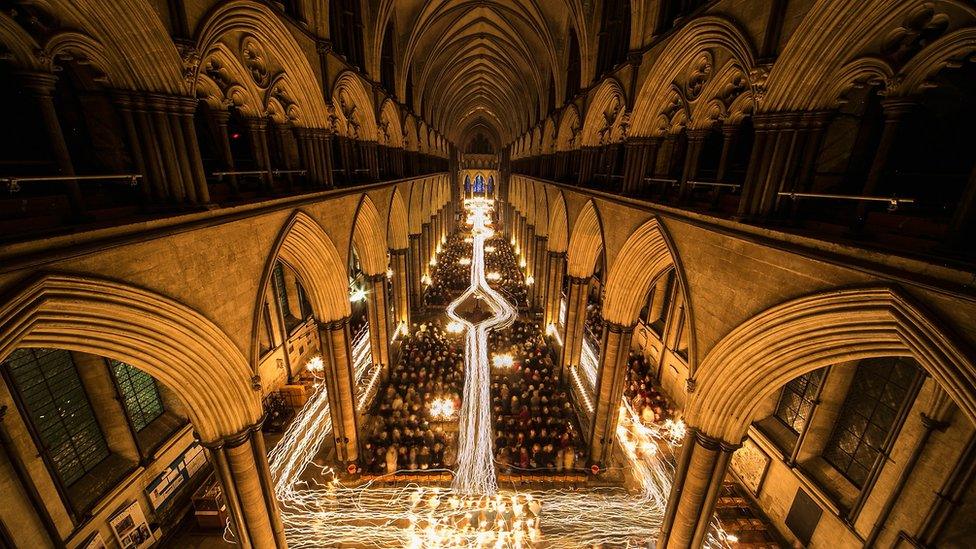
[595,0,631,77]
[657,0,708,34]
[380,19,396,95]
[330,0,365,70]
[565,25,582,101]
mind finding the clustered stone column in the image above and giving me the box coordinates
[390,248,411,328]
[365,273,391,370]
[532,235,548,311]
[317,317,359,464]
[420,222,432,278]
[524,224,536,288]
[543,251,567,328]
[203,420,287,548]
[408,233,423,312]
[587,321,634,467]
[560,275,590,381]
[658,429,740,549]
[295,127,335,188]
[112,91,211,207]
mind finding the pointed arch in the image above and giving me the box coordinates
[602,217,681,326]
[379,98,404,148]
[566,199,605,277]
[580,78,627,146]
[351,195,388,277]
[689,286,976,443]
[547,188,569,253]
[407,178,429,234]
[255,211,350,339]
[388,187,410,250]
[533,181,550,237]
[332,71,379,140]
[194,1,330,127]
[0,274,259,442]
[557,105,581,151]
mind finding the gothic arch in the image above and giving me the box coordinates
[580,78,627,146]
[379,99,404,148]
[547,188,569,253]
[350,194,388,277]
[688,286,976,443]
[533,181,550,237]
[388,186,410,250]
[763,0,976,111]
[631,15,758,136]
[556,104,582,152]
[252,211,351,362]
[541,117,557,154]
[603,218,680,326]
[0,274,259,442]
[566,199,605,278]
[403,114,419,152]
[194,1,330,127]
[332,71,379,140]
[407,177,429,234]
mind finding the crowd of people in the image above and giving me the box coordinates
[623,351,676,426]
[489,320,584,473]
[484,237,528,307]
[363,322,464,474]
[425,232,471,306]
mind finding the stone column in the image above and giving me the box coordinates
[244,118,274,190]
[167,106,199,205]
[677,129,708,203]
[318,317,360,464]
[365,273,391,369]
[203,421,287,548]
[211,110,239,194]
[149,99,188,203]
[658,430,739,549]
[177,101,211,205]
[420,222,432,278]
[736,119,773,219]
[532,235,548,310]
[112,92,152,203]
[390,248,411,328]
[17,71,84,215]
[132,99,168,201]
[622,138,650,195]
[524,225,535,284]
[588,322,633,466]
[560,275,589,381]
[714,125,737,184]
[543,251,567,328]
[408,234,423,312]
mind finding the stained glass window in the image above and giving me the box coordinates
[775,369,826,434]
[824,357,921,488]
[4,348,109,487]
[110,360,164,432]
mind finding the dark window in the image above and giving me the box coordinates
[785,488,822,546]
[4,349,109,487]
[110,360,164,432]
[330,0,364,70]
[824,357,922,488]
[595,0,631,77]
[273,262,291,318]
[648,270,675,335]
[657,0,709,34]
[380,20,396,94]
[775,369,826,434]
[565,26,581,101]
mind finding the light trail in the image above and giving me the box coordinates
[259,198,734,548]
[446,197,517,495]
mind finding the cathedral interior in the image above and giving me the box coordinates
[1,1,976,548]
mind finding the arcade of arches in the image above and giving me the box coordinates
[1,1,976,548]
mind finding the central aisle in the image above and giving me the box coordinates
[449,198,517,495]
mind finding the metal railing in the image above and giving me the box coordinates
[777,192,916,212]
[1,174,142,193]
[211,169,307,179]
[687,180,742,190]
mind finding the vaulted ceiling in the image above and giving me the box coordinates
[390,0,577,150]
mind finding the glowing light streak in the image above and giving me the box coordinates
[263,196,732,548]
[446,197,517,496]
